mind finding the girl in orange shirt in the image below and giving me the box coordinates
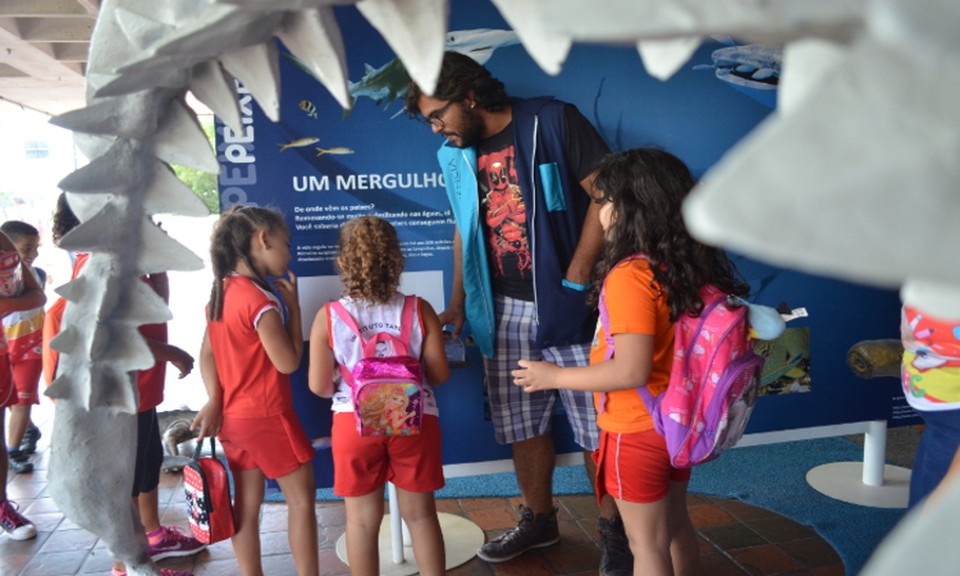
[193,206,318,576]
[512,148,749,576]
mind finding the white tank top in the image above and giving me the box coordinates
[328,292,438,416]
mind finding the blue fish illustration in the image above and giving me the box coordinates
[695,44,782,108]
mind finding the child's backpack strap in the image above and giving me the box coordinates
[597,254,650,414]
[327,296,419,386]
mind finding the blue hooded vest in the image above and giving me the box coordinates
[438,97,596,358]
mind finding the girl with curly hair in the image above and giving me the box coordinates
[308,215,449,576]
[512,148,750,576]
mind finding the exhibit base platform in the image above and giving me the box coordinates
[335,512,484,575]
[807,462,911,508]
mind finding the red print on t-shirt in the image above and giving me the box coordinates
[478,147,530,278]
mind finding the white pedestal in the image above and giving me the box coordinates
[805,420,912,509]
[335,512,484,575]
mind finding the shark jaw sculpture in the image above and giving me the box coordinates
[46,0,958,574]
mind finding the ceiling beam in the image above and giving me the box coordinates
[0,0,95,18]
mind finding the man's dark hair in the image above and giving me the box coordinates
[0,220,39,243]
[405,51,509,116]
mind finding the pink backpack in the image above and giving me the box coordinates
[599,257,764,468]
[327,296,424,437]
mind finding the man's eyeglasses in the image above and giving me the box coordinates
[420,100,457,129]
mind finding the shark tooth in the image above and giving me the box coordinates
[277,7,351,109]
[150,98,220,172]
[636,36,702,81]
[190,60,244,134]
[489,0,571,76]
[220,40,282,122]
[357,0,448,96]
[137,221,206,274]
[58,139,149,196]
[144,162,212,218]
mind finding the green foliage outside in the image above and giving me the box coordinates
[170,120,218,214]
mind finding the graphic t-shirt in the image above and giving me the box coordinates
[901,304,960,411]
[477,125,533,300]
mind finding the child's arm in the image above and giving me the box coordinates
[259,270,303,374]
[307,305,336,398]
[419,298,450,387]
[513,332,654,393]
[145,337,195,379]
[191,329,223,440]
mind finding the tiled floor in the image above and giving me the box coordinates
[1,415,845,576]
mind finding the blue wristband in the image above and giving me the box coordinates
[562,279,589,292]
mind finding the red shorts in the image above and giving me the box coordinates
[0,355,15,409]
[332,412,444,497]
[594,428,691,504]
[11,359,41,405]
[219,410,316,479]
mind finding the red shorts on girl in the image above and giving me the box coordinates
[12,359,41,405]
[220,409,315,479]
[594,428,691,504]
[332,413,444,497]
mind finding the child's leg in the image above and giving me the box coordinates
[667,481,698,576]
[7,360,40,451]
[274,462,318,576]
[616,496,673,576]
[395,488,445,576]
[7,405,29,450]
[343,488,386,576]
[232,467,266,576]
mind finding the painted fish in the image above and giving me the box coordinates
[315,146,354,156]
[695,44,782,108]
[299,99,317,118]
[279,137,320,151]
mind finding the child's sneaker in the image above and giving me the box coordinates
[147,525,206,560]
[0,499,37,541]
[7,449,33,474]
[111,569,193,576]
[19,425,41,455]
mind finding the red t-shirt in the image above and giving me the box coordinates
[207,275,293,418]
[590,259,674,433]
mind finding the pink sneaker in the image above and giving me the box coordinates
[0,499,36,541]
[147,525,206,561]
[111,569,193,576]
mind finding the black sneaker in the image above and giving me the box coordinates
[7,450,33,475]
[19,425,40,455]
[477,505,559,563]
[598,515,633,576]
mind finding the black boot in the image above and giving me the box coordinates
[598,515,633,576]
[477,505,560,563]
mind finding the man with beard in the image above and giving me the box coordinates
[405,52,628,575]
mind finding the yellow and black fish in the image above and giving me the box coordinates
[299,99,317,118]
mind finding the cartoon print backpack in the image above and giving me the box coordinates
[599,256,765,468]
[327,295,424,437]
[183,437,236,544]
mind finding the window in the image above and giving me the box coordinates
[23,140,49,159]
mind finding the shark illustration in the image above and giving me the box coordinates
[695,44,782,108]
[345,28,520,112]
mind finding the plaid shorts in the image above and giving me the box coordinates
[482,295,599,450]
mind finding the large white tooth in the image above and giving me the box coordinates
[137,219,206,274]
[278,7,351,109]
[190,60,244,134]
[357,0,448,95]
[144,161,212,218]
[150,98,220,172]
[539,0,866,45]
[636,36,702,81]
[220,40,282,122]
[777,38,846,116]
[683,35,960,291]
[489,0,570,76]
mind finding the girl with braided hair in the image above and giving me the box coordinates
[192,205,318,576]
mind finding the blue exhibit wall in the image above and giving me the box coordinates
[215,1,911,488]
